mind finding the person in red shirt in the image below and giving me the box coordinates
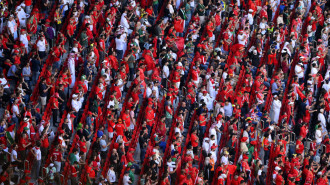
[191,129,199,154]
[67,18,77,49]
[121,109,131,130]
[275,170,284,185]
[86,161,96,185]
[295,136,304,155]
[50,93,59,127]
[115,119,126,137]
[18,133,31,161]
[71,161,79,185]
[145,101,155,133]
[51,145,64,173]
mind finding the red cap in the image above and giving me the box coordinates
[243,154,249,160]
[59,130,65,134]
[250,140,257,145]
[241,137,248,142]
[20,43,25,47]
[25,176,31,180]
[24,170,31,174]
[148,101,153,105]
[36,108,40,112]
[70,114,76,118]
[88,111,93,115]
[55,93,59,98]
[318,39,322,42]
[211,144,217,150]
[203,90,207,94]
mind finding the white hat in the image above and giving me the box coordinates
[249,9,253,12]
[275,166,281,170]
[72,94,78,98]
[49,163,54,167]
[24,117,30,122]
[221,174,227,178]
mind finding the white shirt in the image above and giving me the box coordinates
[37,39,47,52]
[315,129,322,143]
[295,65,304,78]
[107,169,116,183]
[20,34,29,48]
[12,104,19,118]
[259,22,268,35]
[0,77,9,89]
[221,155,228,165]
[247,13,254,25]
[120,14,130,31]
[163,65,169,78]
[115,37,126,50]
[71,99,82,112]
[32,147,42,160]
[11,149,17,162]
[152,86,159,99]
[167,161,176,172]
[123,175,131,185]
[39,124,45,135]
[322,83,330,92]
[146,86,152,97]
[7,19,17,35]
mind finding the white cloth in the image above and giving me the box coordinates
[32,147,42,160]
[7,19,18,39]
[315,129,322,143]
[207,79,216,98]
[37,39,47,52]
[68,55,76,88]
[318,113,327,133]
[295,65,304,78]
[16,6,27,27]
[107,169,116,183]
[19,34,29,53]
[115,37,126,50]
[163,65,169,78]
[221,155,228,165]
[270,99,282,123]
[11,150,18,162]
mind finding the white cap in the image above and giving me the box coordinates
[249,9,253,12]
[49,163,54,167]
[275,166,281,170]
[72,94,78,98]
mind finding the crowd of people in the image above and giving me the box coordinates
[0,0,330,184]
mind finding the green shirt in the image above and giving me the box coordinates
[80,32,88,47]
[185,3,191,14]
[69,153,78,165]
[129,170,135,182]
[196,3,205,16]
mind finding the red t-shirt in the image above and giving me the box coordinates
[121,113,130,128]
[52,150,62,162]
[25,0,32,6]
[67,24,75,36]
[18,138,28,151]
[296,140,304,154]
[115,124,125,136]
[79,141,87,153]
[71,165,78,177]
[191,134,198,147]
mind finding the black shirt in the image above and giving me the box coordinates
[58,89,67,104]
[39,83,48,97]
[31,58,41,72]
